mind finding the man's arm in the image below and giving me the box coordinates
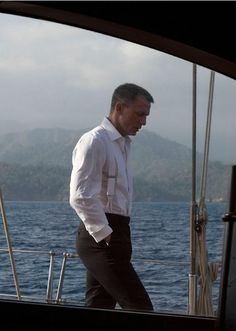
[69,134,113,243]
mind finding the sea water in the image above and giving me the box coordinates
[0,201,226,314]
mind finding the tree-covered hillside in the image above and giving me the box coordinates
[0,128,231,202]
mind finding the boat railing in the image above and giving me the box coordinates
[0,247,222,312]
[55,252,190,305]
[55,251,221,307]
[0,248,55,302]
[0,247,191,302]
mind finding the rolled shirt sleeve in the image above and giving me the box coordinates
[69,132,113,242]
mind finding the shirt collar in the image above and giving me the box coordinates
[101,117,131,144]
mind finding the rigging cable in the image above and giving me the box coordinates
[196,70,220,316]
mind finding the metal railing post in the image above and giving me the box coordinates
[55,252,69,303]
[46,250,55,302]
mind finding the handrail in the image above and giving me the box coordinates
[0,247,221,307]
[54,250,221,305]
[0,248,55,302]
[0,248,54,255]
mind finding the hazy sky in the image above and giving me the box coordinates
[1,13,236,163]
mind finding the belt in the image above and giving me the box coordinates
[105,213,130,224]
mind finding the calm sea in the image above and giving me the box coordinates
[0,201,227,314]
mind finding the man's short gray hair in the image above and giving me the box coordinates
[110,83,154,111]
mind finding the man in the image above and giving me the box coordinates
[70,83,154,310]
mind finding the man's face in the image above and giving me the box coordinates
[118,95,151,136]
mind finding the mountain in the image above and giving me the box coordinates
[0,128,231,202]
[0,127,83,167]
[0,162,69,201]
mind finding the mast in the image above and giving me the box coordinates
[188,63,198,315]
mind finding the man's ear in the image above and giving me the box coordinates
[115,102,124,114]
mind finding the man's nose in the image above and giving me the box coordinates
[140,117,147,126]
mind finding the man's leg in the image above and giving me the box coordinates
[85,271,116,308]
[76,217,153,311]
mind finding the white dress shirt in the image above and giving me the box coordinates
[69,117,133,243]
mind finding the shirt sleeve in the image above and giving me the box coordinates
[69,133,113,242]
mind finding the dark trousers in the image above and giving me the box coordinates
[76,213,153,311]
